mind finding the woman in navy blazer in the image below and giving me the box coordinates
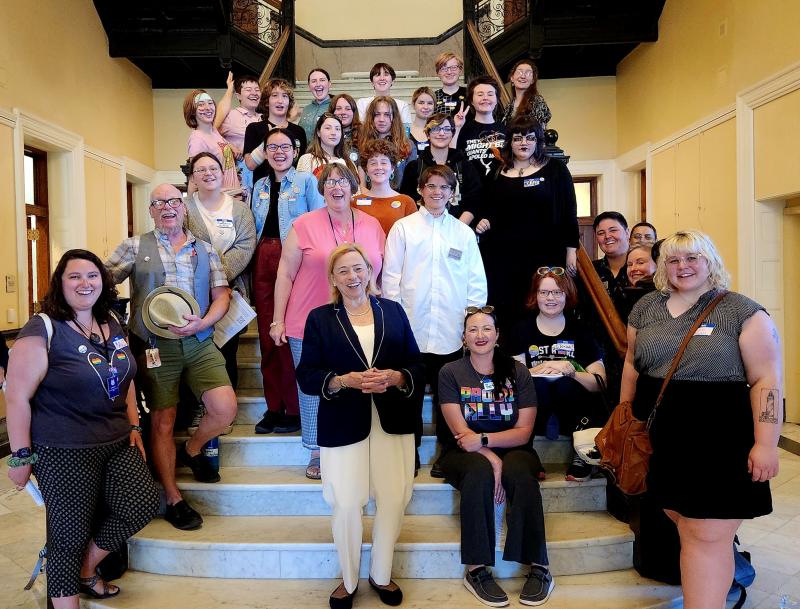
[297,243,423,609]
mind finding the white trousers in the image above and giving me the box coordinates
[320,403,415,593]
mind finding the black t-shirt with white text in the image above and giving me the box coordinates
[507,315,603,370]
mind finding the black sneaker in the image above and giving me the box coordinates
[463,567,509,607]
[565,452,593,482]
[273,413,301,433]
[520,565,554,606]
[164,499,203,530]
[414,449,420,478]
[430,458,445,479]
[177,441,221,483]
[255,411,279,434]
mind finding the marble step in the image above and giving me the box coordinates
[175,464,606,516]
[237,330,260,358]
[129,512,634,579]
[84,569,682,609]
[178,426,575,467]
[234,389,435,427]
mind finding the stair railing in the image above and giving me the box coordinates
[577,245,628,359]
[230,0,295,84]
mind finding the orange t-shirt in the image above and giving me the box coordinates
[351,194,418,236]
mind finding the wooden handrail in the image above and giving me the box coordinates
[259,25,291,87]
[577,245,628,359]
[465,20,512,109]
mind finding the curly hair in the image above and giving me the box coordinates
[41,249,119,323]
[358,138,400,170]
[258,78,295,115]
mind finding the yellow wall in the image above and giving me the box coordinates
[754,87,800,201]
[296,0,461,39]
[785,199,800,421]
[617,0,800,155]
[0,123,17,330]
[649,119,738,285]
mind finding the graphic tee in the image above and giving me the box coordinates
[507,315,603,370]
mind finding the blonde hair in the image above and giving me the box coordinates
[653,230,731,293]
[435,52,463,73]
[328,243,379,304]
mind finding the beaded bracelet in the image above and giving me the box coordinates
[7,453,38,468]
[130,424,143,433]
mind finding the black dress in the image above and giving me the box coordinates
[629,289,772,519]
[480,159,579,327]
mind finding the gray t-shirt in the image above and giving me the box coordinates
[438,356,537,438]
[18,315,135,448]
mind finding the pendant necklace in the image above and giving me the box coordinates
[74,315,103,345]
[328,208,356,245]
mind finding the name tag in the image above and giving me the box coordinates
[112,336,128,350]
[445,101,457,109]
[215,218,234,229]
[107,367,120,399]
[482,380,494,391]
[694,323,715,336]
[523,177,544,188]
[356,199,372,206]
[448,248,463,260]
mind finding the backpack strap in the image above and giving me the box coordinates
[24,545,47,590]
[36,313,53,353]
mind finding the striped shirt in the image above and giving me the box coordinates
[106,229,228,293]
[629,289,764,382]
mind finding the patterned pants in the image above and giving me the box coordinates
[288,337,320,450]
[32,439,159,598]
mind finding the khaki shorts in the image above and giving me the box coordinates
[132,335,230,411]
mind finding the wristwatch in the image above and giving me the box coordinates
[480,433,489,447]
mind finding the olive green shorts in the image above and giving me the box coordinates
[133,335,230,411]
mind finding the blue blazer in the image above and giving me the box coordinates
[296,296,424,448]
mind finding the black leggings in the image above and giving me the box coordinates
[32,439,159,598]
[440,447,549,567]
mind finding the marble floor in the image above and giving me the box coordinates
[1,425,799,609]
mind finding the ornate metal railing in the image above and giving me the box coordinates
[473,0,529,44]
[231,0,284,48]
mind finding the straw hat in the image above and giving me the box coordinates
[141,286,201,339]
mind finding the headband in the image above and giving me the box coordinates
[194,92,214,105]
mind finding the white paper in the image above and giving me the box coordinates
[25,480,44,506]
[213,290,257,348]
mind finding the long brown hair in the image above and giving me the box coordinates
[306,113,358,175]
[42,249,119,323]
[358,96,411,159]
[509,58,541,121]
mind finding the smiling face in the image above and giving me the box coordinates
[510,63,534,92]
[471,84,497,115]
[595,219,630,258]
[372,69,393,94]
[333,98,354,127]
[268,87,290,118]
[195,98,216,125]
[420,174,452,214]
[365,154,392,185]
[192,156,223,194]
[323,168,353,212]
[149,184,185,233]
[373,102,393,135]
[438,58,462,87]
[266,132,294,174]
[62,258,103,315]
[317,117,342,150]
[236,81,261,112]
[331,250,371,302]
[511,132,537,162]
[308,70,330,102]
[631,225,656,245]
[428,120,454,149]
[536,277,566,318]
[626,248,657,285]
[464,312,498,355]
[665,251,711,293]
[414,94,435,121]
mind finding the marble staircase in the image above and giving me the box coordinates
[89,327,683,608]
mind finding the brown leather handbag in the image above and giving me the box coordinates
[596,290,728,495]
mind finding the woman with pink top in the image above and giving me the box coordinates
[269,164,385,479]
[183,89,241,195]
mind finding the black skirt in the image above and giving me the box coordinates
[632,375,772,519]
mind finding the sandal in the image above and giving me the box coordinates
[306,453,321,480]
[79,574,120,599]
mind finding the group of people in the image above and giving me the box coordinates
[2,51,783,609]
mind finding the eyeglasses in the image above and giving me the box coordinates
[465,305,495,316]
[429,125,453,134]
[537,266,565,276]
[666,253,704,266]
[423,183,452,192]
[266,143,293,152]
[514,69,534,77]
[511,134,537,143]
[150,198,183,209]
[193,166,221,175]
[439,65,462,73]
[538,289,565,298]
[323,177,350,188]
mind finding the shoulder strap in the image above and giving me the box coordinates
[647,290,729,428]
[37,313,53,353]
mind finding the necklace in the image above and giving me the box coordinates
[517,159,536,177]
[344,300,371,317]
[74,315,103,344]
[327,208,355,245]
[469,357,493,381]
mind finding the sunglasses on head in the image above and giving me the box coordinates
[537,266,565,276]
[465,305,495,317]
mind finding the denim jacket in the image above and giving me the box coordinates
[251,168,325,243]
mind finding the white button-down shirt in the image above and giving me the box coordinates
[383,207,487,354]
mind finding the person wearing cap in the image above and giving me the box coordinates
[106,183,237,531]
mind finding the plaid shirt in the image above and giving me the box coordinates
[106,229,228,293]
